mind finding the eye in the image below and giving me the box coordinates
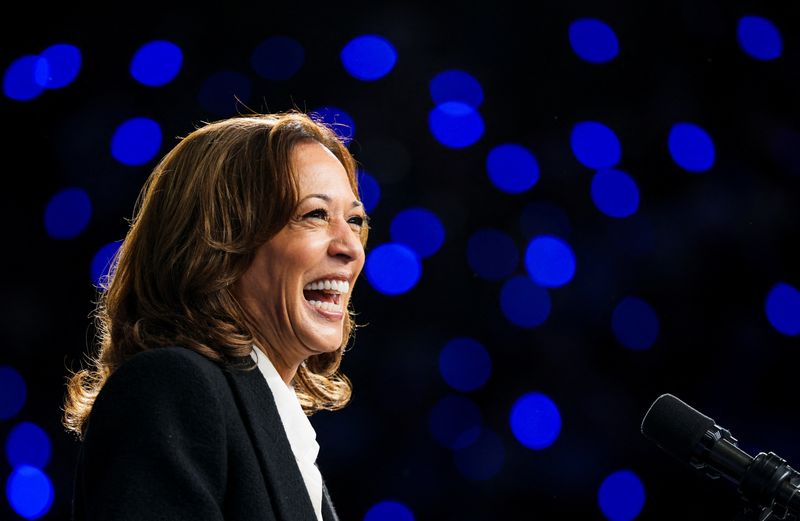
[303,208,328,220]
[348,215,366,227]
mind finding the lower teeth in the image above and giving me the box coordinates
[308,300,341,312]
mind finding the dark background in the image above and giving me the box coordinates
[1,2,798,519]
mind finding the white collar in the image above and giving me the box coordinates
[249,348,320,465]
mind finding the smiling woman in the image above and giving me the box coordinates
[63,112,369,521]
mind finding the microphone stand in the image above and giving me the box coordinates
[690,427,800,521]
[732,452,800,521]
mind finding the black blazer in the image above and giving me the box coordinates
[72,346,339,521]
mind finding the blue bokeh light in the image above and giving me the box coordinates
[569,19,619,63]
[429,69,484,109]
[197,70,253,116]
[429,102,484,148]
[111,117,162,166]
[44,187,92,240]
[6,465,54,520]
[591,169,640,218]
[510,391,562,449]
[500,275,552,328]
[570,121,621,169]
[365,243,422,296]
[525,235,576,288]
[612,297,660,350]
[486,144,540,194]
[340,35,397,81]
[130,40,183,87]
[357,170,380,213]
[3,55,46,101]
[428,395,482,450]
[0,366,27,420]
[364,500,415,521]
[520,202,572,241]
[312,106,356,143]
[251,36,304,80]
[91,241,122,289]
[467,228,518,281]
[737,16,782,61]
[765,282,800,336]
[37,44,81,89]
[6,422,51,469]
[390,208,445,258]
[598,470,646,521]
[439,337,491,392]
[453,429,505,481]
[668,122,715,173]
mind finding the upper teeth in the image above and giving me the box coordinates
[304,279,350,293]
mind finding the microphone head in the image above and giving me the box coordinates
[641,393,716,463]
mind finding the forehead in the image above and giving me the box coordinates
[291,141,356,198]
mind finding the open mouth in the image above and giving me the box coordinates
[303,279,349,313]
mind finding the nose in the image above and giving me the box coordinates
[327,217,363,262]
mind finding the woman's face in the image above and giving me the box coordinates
[235,141,366,367]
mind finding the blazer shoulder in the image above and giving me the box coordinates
[96,347,229,406]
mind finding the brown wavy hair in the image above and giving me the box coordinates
[63,112,368,439]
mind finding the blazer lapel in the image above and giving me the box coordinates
[224,362,317,521]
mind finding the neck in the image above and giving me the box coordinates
[254,345,300,385]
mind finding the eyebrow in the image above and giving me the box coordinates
[300,194,363,209]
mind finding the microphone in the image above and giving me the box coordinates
[641,393,800,519]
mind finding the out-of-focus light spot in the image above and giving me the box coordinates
[510,391,561,449]
[3,55,46,101]
[390,208,445,258]
[612,297,659,350]
[591,169,640,218]
[251,36,304,80]
[737,16,782,61]
[439,337,491,392]
[364,500,415,521]
[44,187,92,240]
[197,70,252,116]
[467,228,518,281]
[668,123,715,173]
[91,241,122,289]
[312,106,355,143]
[598,470,646,521]
[341,35,397,81]
[520,202,572,240]
[569,19,619,63]
[37,44,81,89]
[429,102,484,148]
[570,121,621,169]
[130,40,183,87]
[6,422,51,469]
[357,170,380,213]
[6,465,54,520]
[486,144,540,194]
[0,366,26,420]
[365,243,421,296]
[765,282,800,336]
[110,117,162,166]
[500,275,551,328]
[429,69,484,108]
[453,429,504,481]
[525,235,576,288]
[429,395,482,450]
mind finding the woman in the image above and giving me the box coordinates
[63,112,369,521]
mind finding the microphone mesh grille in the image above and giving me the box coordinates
[641,394,715,462]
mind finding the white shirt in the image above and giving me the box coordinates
[250,348,323,521]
